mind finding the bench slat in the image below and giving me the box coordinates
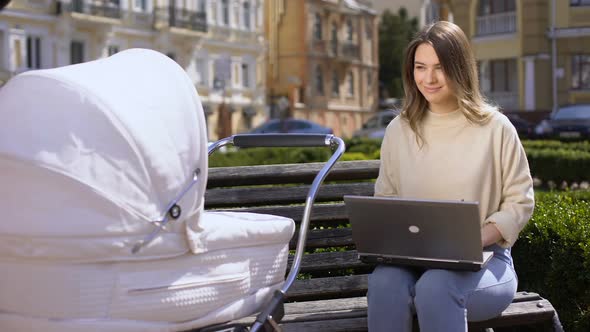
[289,227,353,250]
[282,317,366,332]
[207,160,379,187]
[211,292,551,332]
[288,275,367,301]
[290,250,368,273]
[205,183,374,208]
[288,273,543,303]
[214,203,348,223]
[279,297,556,331]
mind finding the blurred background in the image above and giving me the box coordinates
[1,0,589,141]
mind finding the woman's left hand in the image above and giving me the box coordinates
[481,223,502,247]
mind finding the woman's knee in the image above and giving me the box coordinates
[466,277,517,321]
[369,265,416,295]
[414,269,464,309]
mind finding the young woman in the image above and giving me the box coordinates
[369,21,534,331]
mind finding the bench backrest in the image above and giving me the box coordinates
[205,160,380,302]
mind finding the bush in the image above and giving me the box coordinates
[209,140,379,167]
[210,139,590,183]
[513,191,590,331]
[209,147,333,167]
[523,140,590,152]
[526,148,590,182]
[345,137,383,155]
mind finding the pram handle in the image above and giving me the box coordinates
[208,133,346,332]
[232,134,333,148]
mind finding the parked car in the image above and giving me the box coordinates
[534,104,590,139]
[353,109,400,139]
[247,118,333,134]
[504,113,535,139]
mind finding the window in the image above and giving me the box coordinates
[243,2,251,29]
[570,0,590,6]
[572,55,590,90]
[367,71,372,89]
[347,71,354,96]
[242,106,256,129]
[241,63,249,88]
[134,0,147,11]
[479,59,517,92]
[288,120,312,131]
[365,20,372,39]
[222,0,230,25]
[72,0,84,12]
[107,45,119,56]
[26,36,41,69]
[196,58,208,85]
[315,66,324,95]
[70,41,84,64]
[478,0,516,15]
[233,2,240,27]
[332,70,339,97]
[331,23,338,54]
[476,0,516,36]
[313,13,322,40]
[346,19,353,41]
[198,0,206,13]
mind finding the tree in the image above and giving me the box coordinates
[379,7,418,99]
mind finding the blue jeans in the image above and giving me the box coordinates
[367,245,517,332]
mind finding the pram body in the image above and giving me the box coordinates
[0,49,344,332]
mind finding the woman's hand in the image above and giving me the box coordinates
[481,223,502,247]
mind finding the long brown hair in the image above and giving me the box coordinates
[401,21,494,146]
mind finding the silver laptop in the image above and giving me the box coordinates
[343,195,493,271]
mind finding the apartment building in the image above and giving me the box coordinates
[265,0,379,138]
[0,0,266,140]
[427,0,590,111]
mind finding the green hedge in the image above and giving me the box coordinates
[209,147,333,167]
[526,148,590,183]
[210,139,589,183]
[523,140,590,152]
[513,191,590,332]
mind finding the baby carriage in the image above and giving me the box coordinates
[0,49,345,331]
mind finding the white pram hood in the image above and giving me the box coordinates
[0,49,208,262]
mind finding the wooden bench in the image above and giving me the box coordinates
[201,160,562,332]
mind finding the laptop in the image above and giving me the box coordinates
[343,195,494,271]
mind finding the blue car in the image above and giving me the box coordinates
[535,104,590,139]
[248,118,333,134]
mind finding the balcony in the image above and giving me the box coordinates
[476,12,516,36]
[339,42,360,61]
[329,39,338,57]
[155,7,207,32]
[312,39,328,55]
[60,0,122,19]
[122,10,154,29]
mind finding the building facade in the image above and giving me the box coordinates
[265,0,379,138]
[0,0,267,140]
[426,0,590,112]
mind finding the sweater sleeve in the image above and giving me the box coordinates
[485,122,535,247]
[374,123,398,197]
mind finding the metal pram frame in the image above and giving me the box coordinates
[200,133,346,332]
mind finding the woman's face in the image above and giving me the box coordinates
[413,43,458,113]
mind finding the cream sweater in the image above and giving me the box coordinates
[374,109,534,248]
